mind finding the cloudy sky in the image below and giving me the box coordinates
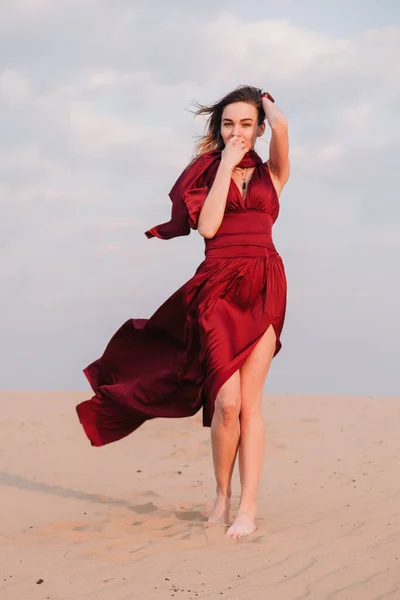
[1,0,399,397]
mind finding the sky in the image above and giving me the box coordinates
[1,0,399,396]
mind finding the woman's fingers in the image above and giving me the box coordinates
[231,136,245,147]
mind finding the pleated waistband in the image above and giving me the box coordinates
[204,211,277,258]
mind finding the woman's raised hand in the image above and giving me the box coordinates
[221,135,249,170]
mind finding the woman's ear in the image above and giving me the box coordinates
[257,122,266,137]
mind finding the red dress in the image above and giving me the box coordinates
[76,151,287,446]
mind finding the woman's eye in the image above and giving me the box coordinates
[223,123,251,127]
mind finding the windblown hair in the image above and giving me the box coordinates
[187,85,266,166]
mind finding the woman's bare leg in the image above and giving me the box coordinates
[226,325,276,539]
[208,369,241,524]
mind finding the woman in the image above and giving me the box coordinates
[76,85,290,540]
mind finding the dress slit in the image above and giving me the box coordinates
[202,320,281,427]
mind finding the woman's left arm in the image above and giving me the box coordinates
[261,95,290,192]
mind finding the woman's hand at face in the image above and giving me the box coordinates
[221,135,249,170]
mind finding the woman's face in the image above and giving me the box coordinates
[220,101,266,150]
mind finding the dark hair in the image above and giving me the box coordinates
[188,85,265,162]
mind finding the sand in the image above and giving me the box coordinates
[0,390,399,600]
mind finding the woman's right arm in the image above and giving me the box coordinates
[197,135,247,239]
[197,161,233,239]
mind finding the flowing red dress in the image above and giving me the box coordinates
[76,152,287,446]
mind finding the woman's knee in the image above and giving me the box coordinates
[239,398,264,422]
[215,397,241,423]
[214,372,241,423]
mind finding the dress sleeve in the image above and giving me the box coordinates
[145,152,216,240]
[145,186,209,238]
[144,194,191,239]
[182,187,209,229]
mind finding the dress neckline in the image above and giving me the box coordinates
[230,166,258,208]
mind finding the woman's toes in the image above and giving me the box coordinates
[226,513,257,539]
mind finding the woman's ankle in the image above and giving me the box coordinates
[216,486,232,499]
[237,498,256,516]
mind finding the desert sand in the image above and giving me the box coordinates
[1,390,399,600]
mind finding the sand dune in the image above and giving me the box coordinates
[1,390,399,600]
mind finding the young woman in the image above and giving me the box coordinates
[76,85,290,540]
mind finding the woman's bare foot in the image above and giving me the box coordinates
[207,493,231,525]
[226,512,257,539]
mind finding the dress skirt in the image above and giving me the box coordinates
[76,210,287,446]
